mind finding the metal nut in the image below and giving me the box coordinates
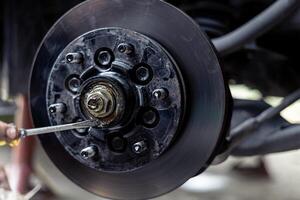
[84,84,116,118]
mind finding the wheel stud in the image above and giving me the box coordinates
[80,146,97,159]
[153,88,168,100]
[118,43,134,55]
[48,103,66,114]
[132,141,147,154]
[66,53,83,64]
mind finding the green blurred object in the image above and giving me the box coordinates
[0,115,14,123]
[0,100,15,122]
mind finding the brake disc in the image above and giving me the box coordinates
[30,0,231,199]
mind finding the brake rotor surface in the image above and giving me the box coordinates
[30,0,230,199]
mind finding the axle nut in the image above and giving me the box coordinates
[83,83,118,120]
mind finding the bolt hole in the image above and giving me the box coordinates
[108,135,127,152]
[66,54,74,63]
[65,75,82,94]
[81,151,89,158]
[72,118,89,137]
[131,63,153,85]
[49,107,56,114]
[138,107,160,128]
[94,48,114,70]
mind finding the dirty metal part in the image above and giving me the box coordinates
[117,43,134,55]
[48,103,66,114]
[80,146,97,160]
[29,0,230,199]
[45,27,184,172]
[133,64,153,85]
[83,83,118,119]
[110,136,126,152]
[95,49,114,69]
[153,88,168,100]
[80,79,127,126]
[132,141,147,154]
[66,52,83,64]
[215,89,300,163]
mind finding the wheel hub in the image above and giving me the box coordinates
[46,27,184,171]
[30,0,230,199]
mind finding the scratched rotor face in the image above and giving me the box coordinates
[30,0,229,199]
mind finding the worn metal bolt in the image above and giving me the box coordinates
[152,88,168,100]
[66,53,83,64]
[136,66,150,82]
[118,43,134,55]
[68,77,81,93]
[87,96,104,111]
[97,50,113,66]
[80,146,97,159]
[84,85,116,118]
[132,141,147,154]
[48,103,67,114]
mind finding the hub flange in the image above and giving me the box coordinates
[45,27,184,172]
[30,0,230,199]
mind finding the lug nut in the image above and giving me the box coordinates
[96,50,113,67]
[80,146,97,160]
[152,88,168,100]
[132,141,147,154]
[67,76,81,93]
[48,103,67,114]
[118,43,134,55]
[66,53,83,64]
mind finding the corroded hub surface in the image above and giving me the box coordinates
[46,27,184,172]
[83,83,118,119]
